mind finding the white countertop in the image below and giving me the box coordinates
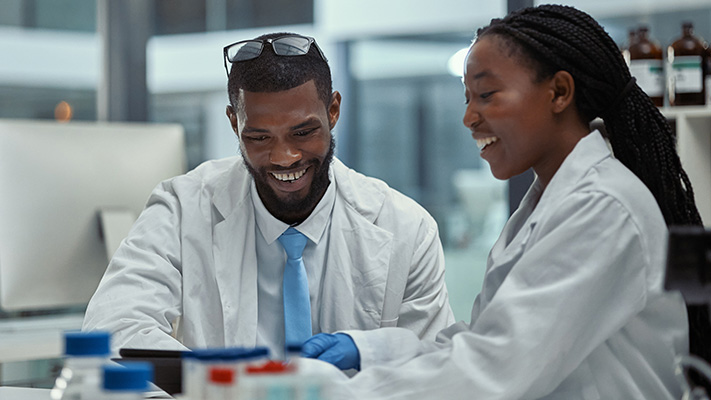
[0,314,84,362]
[0,387,50,400]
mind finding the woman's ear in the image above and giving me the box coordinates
[550,70,575,114]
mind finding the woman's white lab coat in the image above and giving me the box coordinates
[82,157,453,354]
[340,131,687,399]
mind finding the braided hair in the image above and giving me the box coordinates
[477,4,710,368]
[477,4,702,227]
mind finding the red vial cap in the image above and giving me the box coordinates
[245,360,293,374]
[209,367,235,384]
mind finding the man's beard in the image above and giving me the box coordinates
[242,136,335,223]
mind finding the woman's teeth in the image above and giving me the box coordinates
[476,136,499,151]
[271,168,307,182]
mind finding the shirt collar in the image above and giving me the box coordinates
[251,167,336,245]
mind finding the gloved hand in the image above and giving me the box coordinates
[301,333,361,370]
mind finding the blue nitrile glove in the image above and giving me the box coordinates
[301,333,361,370]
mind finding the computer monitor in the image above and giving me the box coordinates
[0,119,186,312]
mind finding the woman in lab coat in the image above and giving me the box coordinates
[302,4,704,399]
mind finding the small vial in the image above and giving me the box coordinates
[182,349,221,400]
[50,331,111,400]
[206,366,236,400]
[101,362,153,400]
[241,360,296,400]
[285,344,303,372]
[182,347,270,399]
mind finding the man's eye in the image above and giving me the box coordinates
[245,135,267,142]
[480,91,495,99]
[296,128,316,137]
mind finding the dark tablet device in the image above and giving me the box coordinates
[116,348,187,395]
[664,225,711,305]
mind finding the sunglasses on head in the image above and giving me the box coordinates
[222,34,328,78]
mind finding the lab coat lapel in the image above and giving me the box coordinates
[211,160,259,347]
[318,160,393,332]
[483,131,612,302]
[319,201,393,332]
[483,181,539,298]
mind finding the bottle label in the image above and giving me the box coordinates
[706,75,711,106]
[672,55,703,94]
[630,59,664,97]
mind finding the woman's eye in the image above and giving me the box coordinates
[245,135,267,142]
[480,91,495,99]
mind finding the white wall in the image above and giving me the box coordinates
[316,0,504,39]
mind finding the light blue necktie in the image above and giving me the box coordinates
[277,227,312,347]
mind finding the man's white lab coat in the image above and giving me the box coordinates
[83,157,454,354]
[339,131,687,399]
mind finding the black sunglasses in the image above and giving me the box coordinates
[222,34,328,78]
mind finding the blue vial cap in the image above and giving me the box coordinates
[103,362,153,391]
[216,347,249,361]
[183,348,222,361]
[242,347,269,360]
[64,331,111,357]
[286,344,302,353]
[183,347,269,361]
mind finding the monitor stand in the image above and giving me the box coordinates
[99,208,137,261]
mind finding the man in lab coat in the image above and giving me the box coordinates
[82,32,454,357]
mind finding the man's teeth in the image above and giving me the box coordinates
[272,168,307,182]
[476,136,499,151]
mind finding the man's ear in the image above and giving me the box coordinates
[226,105,239,134]
[328,91,342,130]
[550,70,575,114]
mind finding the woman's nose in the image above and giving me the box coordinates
[463,105,482,130]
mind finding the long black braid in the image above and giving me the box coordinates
[477,4,709,367]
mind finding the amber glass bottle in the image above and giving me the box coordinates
[668,22,706,106]
[629,26,664,106]
[704,45,711,106]
[621,29,636,67]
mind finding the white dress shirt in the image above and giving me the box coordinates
[252,175,336,358]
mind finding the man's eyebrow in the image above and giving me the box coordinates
[289,117,321,131]
[241,126,269,134]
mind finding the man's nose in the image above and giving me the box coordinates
[270,140,302,167]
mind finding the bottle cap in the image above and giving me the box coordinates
[241,347,269,361]
[103,362,154,391]
[64,331,111,357]
[286,344,302,353]
[183,347,270,362]
[209,367,235,384]
[245,360,292,375]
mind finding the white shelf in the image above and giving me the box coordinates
[661,107,711,227]
[661,105,711,120]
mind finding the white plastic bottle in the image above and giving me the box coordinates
[100,361,154,400]
[50,331,112,400]
[206,366,237,400]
